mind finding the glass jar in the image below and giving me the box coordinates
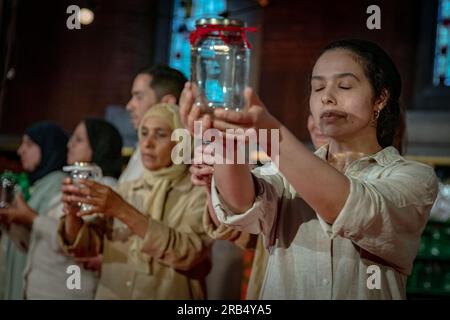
[0,173,16,208]
[190,18,254,112]
[63,162,102,213]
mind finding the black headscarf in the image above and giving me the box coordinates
[24,121,69,184]
[84,118,123,179]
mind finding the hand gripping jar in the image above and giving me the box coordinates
[63,162,103,213]
[0,173,16,208]
[190,18,256,112]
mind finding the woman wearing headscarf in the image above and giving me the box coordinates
[0,121,68,299]
[1,119,123,299]
[59,104,211,299]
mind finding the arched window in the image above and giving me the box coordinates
[414,0,450,109]
[169,0,227,78]
[433,0,450,86]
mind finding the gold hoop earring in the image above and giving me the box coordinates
[371,109,380,127]
[375,109,380,119]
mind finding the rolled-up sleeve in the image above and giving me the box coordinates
[202,205,255,250]
[211,169,287,247]
[331,161,439,274]
[57,216,105,257]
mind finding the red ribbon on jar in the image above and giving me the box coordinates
[189,24,257,49]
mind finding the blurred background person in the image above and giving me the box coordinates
[0,122,68,299]
[60,104,211,299]
[1,119,122,299]
[120,65,187,183]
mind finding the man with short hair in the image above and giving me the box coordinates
[81,65,187,277]
[120,65,187,183]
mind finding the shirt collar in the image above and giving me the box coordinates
[314,143,402,167]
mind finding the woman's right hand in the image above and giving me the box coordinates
[179,82,213,134]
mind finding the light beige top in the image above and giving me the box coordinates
[118,146,144,184]
[211,145,439,300]
[59,171,211,300]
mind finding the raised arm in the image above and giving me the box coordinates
[212,88,350,224]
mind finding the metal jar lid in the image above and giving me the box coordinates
[195,17,244,27]
[63,162,97,172]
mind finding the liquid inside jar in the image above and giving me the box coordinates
[191,32,250,112]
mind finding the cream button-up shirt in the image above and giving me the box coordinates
[211,145,439,299]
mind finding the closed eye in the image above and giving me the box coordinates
[314,87,325,92]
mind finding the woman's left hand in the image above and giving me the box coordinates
[64,180,125,218]
[0,194,37,226]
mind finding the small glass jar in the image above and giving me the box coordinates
[63,162,102,213]
[190,18,253,112]
[0,174,16,208]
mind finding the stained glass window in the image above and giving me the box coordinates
[433,0,450,86]
[169,0,226,79]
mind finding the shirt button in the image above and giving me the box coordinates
[322,279,329,286]
[126,281,132,287]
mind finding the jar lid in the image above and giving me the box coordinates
[63,162,98,172]
[0,171,16,182]
[195,17,244,27]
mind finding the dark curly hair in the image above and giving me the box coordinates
[320,39,405,154]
